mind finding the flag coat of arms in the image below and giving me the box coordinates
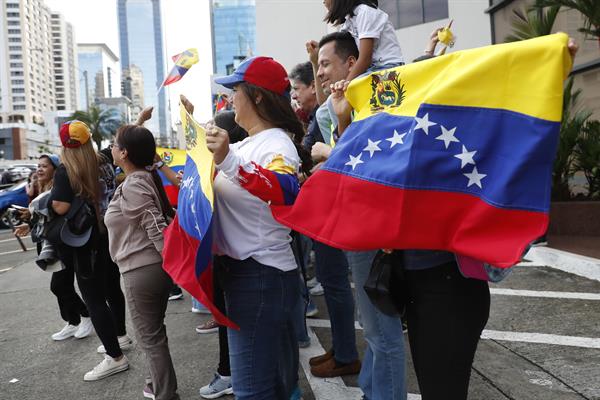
[156,147,186,206]
[272,34,572,268]
[162,105,236,328]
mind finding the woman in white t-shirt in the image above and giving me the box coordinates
[324,0,404,80]
[209,56,312,400]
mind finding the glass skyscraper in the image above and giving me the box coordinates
[117,0,169,138]
[211,0,256,75]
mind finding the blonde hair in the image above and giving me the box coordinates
[61,141,99,204]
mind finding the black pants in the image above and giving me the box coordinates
[56,233,125,358]
[405,261,490,400]
[50,264,89,326]
[213,257,230,377]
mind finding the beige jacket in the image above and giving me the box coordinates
[105,171,167,273]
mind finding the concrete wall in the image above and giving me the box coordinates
[395,0,491,62]
[255,0,331,72]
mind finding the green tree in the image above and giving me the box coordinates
[536,0,600,40]
[573,120,600,199]
[505,5,561,42]
[71,106,123,149]
[552,77,592,200]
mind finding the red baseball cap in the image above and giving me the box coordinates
[215,56,290,96]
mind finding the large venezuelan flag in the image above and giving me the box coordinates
[272,34,572,268]
[162,104,236,328]
[156,147,185,206]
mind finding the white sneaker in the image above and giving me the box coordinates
[74,317,94,339]
[97,335,134,354]
[83,354,129,381]
[51,324,78,341]
[200,373,233,399]
[309,282,324,296]
[306,276,319,289]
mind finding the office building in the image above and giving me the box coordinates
[211,0,256,74]
[117,0,170,139]
[77,43,121,112]
[50,13,78,112]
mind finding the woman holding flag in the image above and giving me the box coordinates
[208,56,311,400]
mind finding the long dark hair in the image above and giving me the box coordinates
[325,0,378,26]
[238,83,313,175]
[115,125,175,219]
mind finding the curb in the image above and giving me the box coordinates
[526,246,600,283]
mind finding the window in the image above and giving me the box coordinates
[12,88,25,93]
[12,96,25,102]
[6,3,20,8]
[8,37,20,42]
[11,80,25,85]
[9,54,22,59]
[14,105,26,110]
[9,46,22,51]
[8,29,21,34]
[8,20,19,25]
[380,0,449,29]
[10,62,23,68]
[10,71,23,76]
[7,12,20,17]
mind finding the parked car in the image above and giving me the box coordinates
[0,181,29,229]
[6,164,37,182]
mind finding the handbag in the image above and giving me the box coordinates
[44,196,95,248]
[363,250,407,317]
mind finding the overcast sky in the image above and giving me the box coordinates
[44,0,214,123]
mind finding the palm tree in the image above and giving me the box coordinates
[505,5,561,42]
[535,0,600,40]
[71,106,123,149]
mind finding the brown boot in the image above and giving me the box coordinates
[309,349,334,367]
[310,357,361,378]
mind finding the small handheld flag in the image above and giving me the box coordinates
[160,48,199,89]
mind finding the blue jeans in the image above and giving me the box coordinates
[346,250,407,400]
[314,241,358,363]
[218,256,299,400]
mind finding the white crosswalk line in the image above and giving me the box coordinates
[490,288,600,300]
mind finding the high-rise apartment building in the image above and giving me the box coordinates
[77,43,121,111]
[211,0,256,75]
[0,0,56,125]
[51,13,78,112]
[117,0,169,139]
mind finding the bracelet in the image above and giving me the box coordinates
[156,160,165,169]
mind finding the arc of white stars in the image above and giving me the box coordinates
[181,176,194,190]
[413,113,437,135]
[191,203,196,214]
[454,145,477,169]
[363,139,382,158]
[194,223,202,235]
[464,166,487,188]
[386,129,407,148]
[436,125,460,149]
[345,153,364,170]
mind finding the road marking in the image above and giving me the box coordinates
[0,247,35,256]
[301,326,422,399]
[0,267,14,273]
[481,330,600,349]
[308,319,600,349]
[490,288,600,300]
[526,247,600,282]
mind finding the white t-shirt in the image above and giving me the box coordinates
[341,4,404,68]
[213,128,300,271]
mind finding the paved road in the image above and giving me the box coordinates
[0,228,599,399]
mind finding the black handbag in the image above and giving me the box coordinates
[44,196,95,248]
[363,250,407,317]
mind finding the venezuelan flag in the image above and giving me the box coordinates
[162,104,236,328]
[272,34,572,268]
[156,147,186,206]
[162,48,199,87]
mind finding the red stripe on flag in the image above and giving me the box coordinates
[163,215,237,329]
[272,171,547,268]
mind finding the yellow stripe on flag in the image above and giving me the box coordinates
[346,33,571,123]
